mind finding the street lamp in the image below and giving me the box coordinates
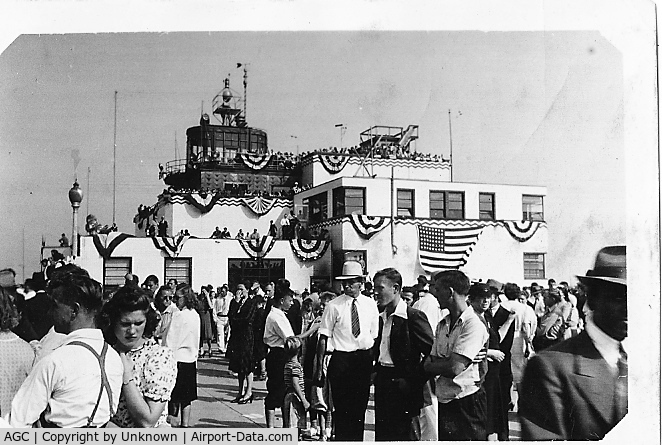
[68,181,84,258]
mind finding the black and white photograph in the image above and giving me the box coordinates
[0,0,658,441]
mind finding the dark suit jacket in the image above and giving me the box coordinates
[489,305,515,376]
[519,331,626,440]
[374,305,434,411]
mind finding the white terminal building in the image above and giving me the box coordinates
[72,78,548,292]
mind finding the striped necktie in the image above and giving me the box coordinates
[614,343,628,422]
[351,298,361,338]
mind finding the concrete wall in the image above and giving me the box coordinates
[332,219,548,286]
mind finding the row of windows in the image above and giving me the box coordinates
[307,186,544,222]
[104,258,287,290]
[106,252,546,284]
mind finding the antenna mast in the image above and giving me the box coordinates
[113,91,117,224]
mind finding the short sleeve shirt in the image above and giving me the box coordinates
[318,294,379,352]
[264,307,294,348]
[432,307,488,403]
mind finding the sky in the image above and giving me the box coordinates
[0,28,627,283]
[0,0,659,438]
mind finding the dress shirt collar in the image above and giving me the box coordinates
[585,316,624,369]
[270,306,287,316]
[60,328,104,347]
[380,298,408,321]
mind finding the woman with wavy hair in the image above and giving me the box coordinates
[164,283,200,427]
[227,283,257,404]
[99,284,176,428]
[0,287,35,415]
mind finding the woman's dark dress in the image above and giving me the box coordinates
[484,315,506,437]
[253,304,268,369]
[227,296,257,374]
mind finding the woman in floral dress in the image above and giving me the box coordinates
[100,284,177,428]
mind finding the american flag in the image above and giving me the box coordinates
[417,224,483,273]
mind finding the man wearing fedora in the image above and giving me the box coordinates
[315,260,379,441]
[519,246,627,440]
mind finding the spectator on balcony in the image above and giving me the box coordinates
[211,227,223,239]
[249,229,260,241]
[268,220,278,238]
[158,217,169,237]
[58,234,69,247]
[236,229,245,240]
[220,227,231,239]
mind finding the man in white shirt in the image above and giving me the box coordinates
[520,246,627,440]
[8,265,123,428]
[315,261,379,441]
[412,281,446,441]
[154,286,179,345]
[214,285,232,353]
[423,270,489,441]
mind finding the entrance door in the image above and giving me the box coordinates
[228,258,285,290]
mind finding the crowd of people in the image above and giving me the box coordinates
[0,245,626,440]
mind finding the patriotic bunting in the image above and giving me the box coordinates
[152,235,191,257]
[181,193,223,214]
[238,236,277,259]
[289,237,331,262]
[318,153,350,174]
[164,194,290,217]
[92,233,134,259]
[504,220,544,242]
[417,224,483,273]
[239,152,272,171]
[240,196,277,216]
[348,214,390,239]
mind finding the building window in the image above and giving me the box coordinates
[308,191,328,224]
[103,257,131,290]
[228,259,285,290]
[333,187,365,217]
[397,189,415,217]
[430,191,465,219]
[479,192,495,220]
[522,195,544,221]
[524,253,546,279]
[165,258,192,285]
[332,250,367,280]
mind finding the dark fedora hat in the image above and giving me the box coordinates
[577,245,626,286]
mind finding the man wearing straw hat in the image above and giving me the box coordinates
[519,246,627,440]
[314,260,379,441]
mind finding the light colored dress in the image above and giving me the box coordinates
[0,331,35,416]
[111,338,177,428]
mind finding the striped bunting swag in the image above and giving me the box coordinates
[241,196,277,216]
[417,224,483,273]
[152,235,190,258]
[238,236,276,259]
[318,153,350,174]
[92,233,134,259]
[504,220,543,242]
[349,214,390,239]
[289,237,331,262]
[182,193,223,214]
[239,152,272,171]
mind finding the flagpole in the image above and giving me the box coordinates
[113,91,117,224]
[448,109,453,182]
[391,166,397,254]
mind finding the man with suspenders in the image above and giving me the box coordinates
[8,265,123,428]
